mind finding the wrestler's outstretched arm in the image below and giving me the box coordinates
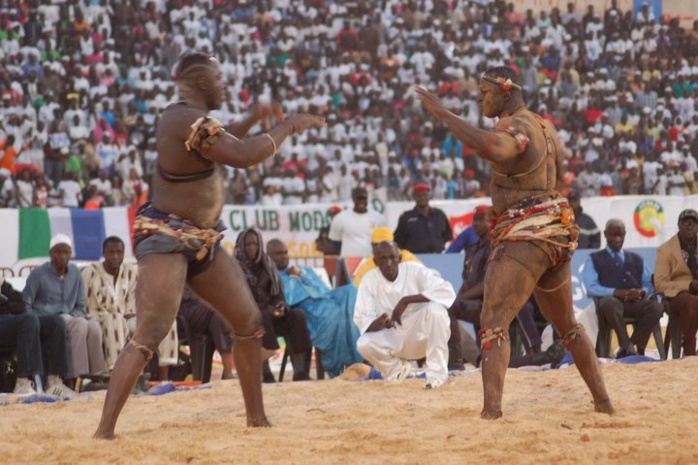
[173,107,326,169]
[227,101,284,139]
[219,114,325,168]
[414,86,522,164]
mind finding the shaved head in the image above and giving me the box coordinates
[604,218,625,232]
[266,239,286,253]
[173,51,225,110]
[266,239,289,270]
[373,241,400,281]
[174,52,218,82]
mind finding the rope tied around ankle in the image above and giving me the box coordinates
[479,327,508,351]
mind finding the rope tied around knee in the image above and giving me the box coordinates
[234,327,265,341]
[561,323,584,350]
[479,327,508,351]
[128,339,154,362]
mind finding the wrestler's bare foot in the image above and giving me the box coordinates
[480,408,503,420]
[594,399,615,415]
[247,416,272,428]
[93,430,115,440]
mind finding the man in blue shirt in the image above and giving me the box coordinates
[266,239,363,378]
[581,219,663,358]
[445,206,485,254]
[445,226,478,253]
[23,234,105,381]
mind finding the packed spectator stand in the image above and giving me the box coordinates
[0,0,696,210]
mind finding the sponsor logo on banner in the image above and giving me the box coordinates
[633,199,665,238]
[449,212,473,236]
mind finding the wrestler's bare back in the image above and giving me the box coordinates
[488,110,563,215]
[152,104,226,229]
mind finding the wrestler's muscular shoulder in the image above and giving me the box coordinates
[153,105,225,229]
[491,114,539,171]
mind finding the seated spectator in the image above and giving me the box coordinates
[234,228,312,382]
[393,183,453,254]
[178,288,236,380]
[260,185,282,207]
[122,167,148,207]
[0,278,73,397]
[23,234,106,381]
[14,168,35,208]
[353,227,422,287]
[582,219,663,357]
[354,241,455,389]
[266,238,362,378]
[88,169,112,197]
[0,134,19,176]
[33,176,49,208]
[0,168,14,207]
[82,236,178,377]
[56,172,82,208]
[654,209,698,356]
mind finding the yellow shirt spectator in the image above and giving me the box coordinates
[352,227,423,287]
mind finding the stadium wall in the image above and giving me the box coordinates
[2,195,695,272]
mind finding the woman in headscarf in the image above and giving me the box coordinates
[234,228,312,381]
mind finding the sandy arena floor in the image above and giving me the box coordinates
[1,357,696,465]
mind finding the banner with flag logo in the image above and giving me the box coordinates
[1,195,696,272]
[1,207,136,269]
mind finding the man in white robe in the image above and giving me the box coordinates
[354,242,455,388]
[82,237,178,377]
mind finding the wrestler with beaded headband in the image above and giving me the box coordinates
[93,52,325,439]
[415,67,614,419]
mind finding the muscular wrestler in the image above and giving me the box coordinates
[416,67,613,418]
[93,52,325,439]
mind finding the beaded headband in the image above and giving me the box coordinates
[482,75,522,91]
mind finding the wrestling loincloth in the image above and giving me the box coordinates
[133,202,225,276]
[489,193,579,266]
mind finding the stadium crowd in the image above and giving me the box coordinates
[0,0,697,209]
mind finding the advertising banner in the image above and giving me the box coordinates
[1,195,695,274]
